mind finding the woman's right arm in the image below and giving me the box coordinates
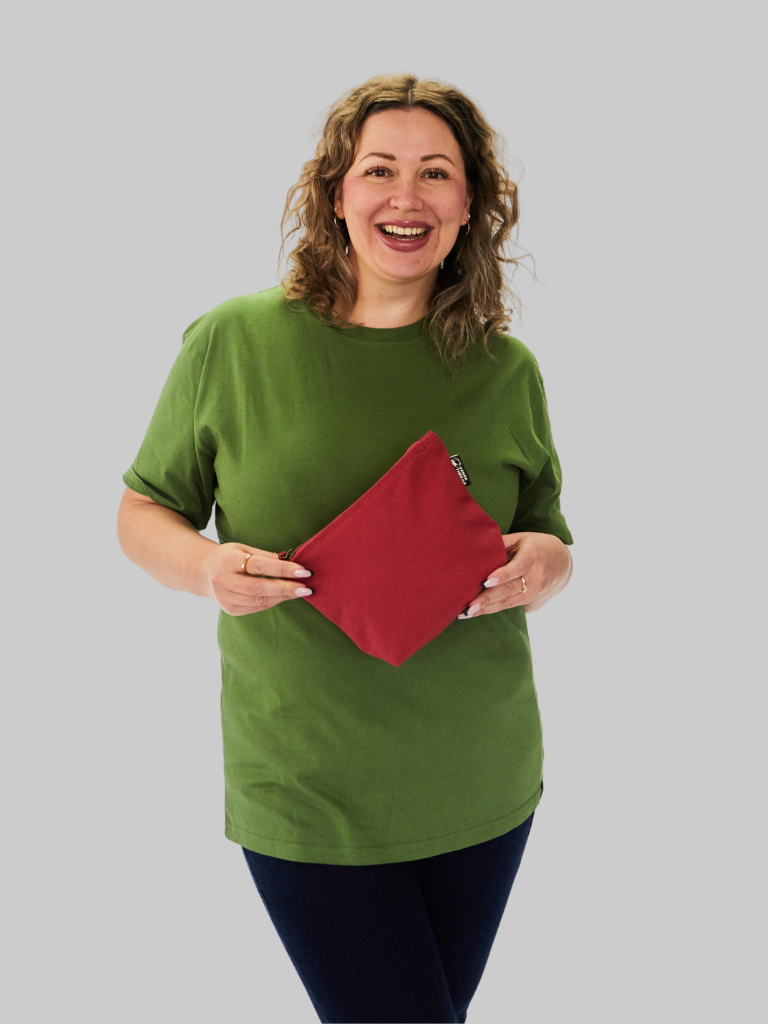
[116,487,313,614]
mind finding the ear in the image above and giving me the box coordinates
[463,189,473,222]
[334,185,345,221]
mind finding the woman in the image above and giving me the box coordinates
[118,73,574,1024]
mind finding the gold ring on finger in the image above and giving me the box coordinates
[520,576,527,593]
[241,554,253,574]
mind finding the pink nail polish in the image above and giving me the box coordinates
[466,603,481,617]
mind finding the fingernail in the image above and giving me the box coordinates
[294,587,313,596]
[294,569,312,577]
[465,603,481,618]
[483,578,500,588]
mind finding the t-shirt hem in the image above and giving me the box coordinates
[226,784,542,865]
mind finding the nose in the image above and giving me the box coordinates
[388,176,423,211]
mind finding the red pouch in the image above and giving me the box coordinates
[278,430,508,666]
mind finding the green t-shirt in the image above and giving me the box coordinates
[123,286,574,865]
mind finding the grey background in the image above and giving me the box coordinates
[3,1,764,1021]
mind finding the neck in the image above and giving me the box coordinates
[345,253,437,328]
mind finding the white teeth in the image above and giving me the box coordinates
[380,225,428,237]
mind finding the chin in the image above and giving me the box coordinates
[380,265,432,282]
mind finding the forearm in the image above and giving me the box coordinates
[524,543,573,613]
[117,500,219,597]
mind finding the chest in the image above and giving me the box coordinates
[201,341,526,549]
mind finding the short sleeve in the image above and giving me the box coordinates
[509,362,574,545]
[122,317,216,532]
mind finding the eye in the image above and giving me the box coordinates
[362,166,450,179]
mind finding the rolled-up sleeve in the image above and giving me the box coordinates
[122,317,216,532]
[509,362,574,545]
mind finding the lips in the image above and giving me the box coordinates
[375,223,433,252]
[376,220,432,228]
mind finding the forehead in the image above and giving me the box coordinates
[354,107,462,161]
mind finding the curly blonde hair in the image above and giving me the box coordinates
[278,73,529,371]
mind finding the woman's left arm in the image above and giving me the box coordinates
[458,532,573,619]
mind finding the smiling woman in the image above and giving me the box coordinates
[118,72,575,1024]
[339,112,471,279]
[279,74,525,370]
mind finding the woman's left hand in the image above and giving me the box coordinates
[458,531,572,619]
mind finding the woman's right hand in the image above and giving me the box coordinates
[202,542,314,616]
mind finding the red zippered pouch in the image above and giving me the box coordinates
[278,430,507,667]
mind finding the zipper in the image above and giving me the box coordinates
[276,435,437,564]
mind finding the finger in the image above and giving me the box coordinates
[227,573,314,601]
[238,548,313,580]
[459,573,534,619]
[479,579,532,613]
[481,555,534,591]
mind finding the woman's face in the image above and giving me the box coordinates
[336,107,472,292]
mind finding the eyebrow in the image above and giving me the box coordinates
[360,151,456,167]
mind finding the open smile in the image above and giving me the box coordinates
[375,222,433,251]
[377,224,431,238]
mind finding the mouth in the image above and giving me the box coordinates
[377,223,431,239]
[375,222,433,252]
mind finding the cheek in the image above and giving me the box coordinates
[439,182,469,220]
[342,179,378,222]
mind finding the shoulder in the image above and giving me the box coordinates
[479,331,544,386]
[180,286,296,360]
[183,285,291,338]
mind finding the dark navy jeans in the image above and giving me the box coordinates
[241,809,535,1023]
